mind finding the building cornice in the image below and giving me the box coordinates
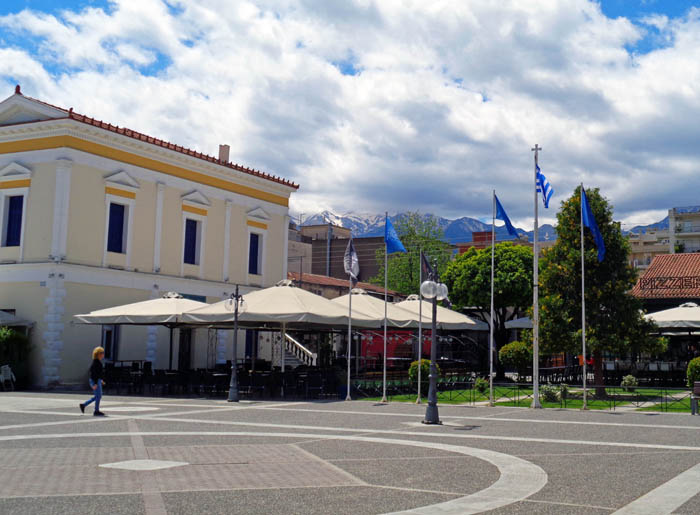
[0,119,296,206]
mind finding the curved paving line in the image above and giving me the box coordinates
[0,430,547,514]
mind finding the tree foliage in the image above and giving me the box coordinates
[539,186,660,386]
[443,242,533,378]
[371,212,452,295]
[498,340,533,381]
[0,326,31,387]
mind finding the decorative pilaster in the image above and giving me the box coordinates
[50,159,72,261]
[153,182,165,272]
[223,200,232,281]
[41,269,66,385]
[145,285,160,364]
[282,214,290,280]
[216,293,229,364]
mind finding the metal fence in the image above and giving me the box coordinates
[351,380,694,412]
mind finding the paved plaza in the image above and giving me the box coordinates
[1,393,700,514]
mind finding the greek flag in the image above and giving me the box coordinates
[536,165,554,209]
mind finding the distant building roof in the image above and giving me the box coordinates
[631,253,700,300]
[288,271,399,297]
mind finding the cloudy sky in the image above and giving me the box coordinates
[1,0,699,229]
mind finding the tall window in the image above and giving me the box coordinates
[107,202,127,253]
[248,232,262,275]
[3,195,23,247]
[102,325,119,361]
[183,218,201,265]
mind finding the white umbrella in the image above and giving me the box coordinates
[75,292,208,369]
[75,292,207,325]
[182,281,376,393]
[182,280,376,327]
[645,302,700,329]
[395,295,488,331]
[330,289,429,328]
[505,316,533,330]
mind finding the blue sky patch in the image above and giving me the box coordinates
[332,57,360,76]
[0,0,112,16]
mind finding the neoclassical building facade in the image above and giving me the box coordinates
[0,86,297,386]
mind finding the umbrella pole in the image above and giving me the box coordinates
[169,326,173,370]
[281,323,286,398]
[346,286,352,401]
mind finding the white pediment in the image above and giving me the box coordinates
[0,162,32,179]
[182,190,210,206]
[0,92,67,126]
[104,171,140,191]
[247,206,270,221]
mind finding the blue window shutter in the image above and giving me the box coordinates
[5,196,23,247]
[184,219,197,264]
[107,203,125,253]
[248,233,259,274]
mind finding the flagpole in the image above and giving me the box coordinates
[346,279,352,401]
[416,249,423,404]
[382,212,388,403]
[531,144,542,409]
[580,184,588,410]
[489,190,496,406]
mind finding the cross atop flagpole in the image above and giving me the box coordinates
[531,144,543,409]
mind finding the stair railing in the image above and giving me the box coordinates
[285,333,317,366]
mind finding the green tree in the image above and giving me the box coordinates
[539,186,660,393]
[443,242,533,379]
[371,212,452,296]
[498,340,533,381]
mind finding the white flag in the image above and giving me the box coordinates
[343,238,360,287]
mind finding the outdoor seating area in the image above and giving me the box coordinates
[102,360,342,399]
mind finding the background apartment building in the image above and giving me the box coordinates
[669,206,700,254]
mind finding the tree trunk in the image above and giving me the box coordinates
[593,349,605,397]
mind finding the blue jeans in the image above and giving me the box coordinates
[84,379,102,412]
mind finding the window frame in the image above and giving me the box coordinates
[102,192,135,268]
[180,209,207,277]
[1,192,26,248]
[246,227,266,283]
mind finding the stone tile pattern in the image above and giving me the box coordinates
[0,444,363,498]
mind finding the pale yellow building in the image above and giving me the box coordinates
[0,86,297,386]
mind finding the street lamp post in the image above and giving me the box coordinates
[227,285,243,402]
[421,270,448,425]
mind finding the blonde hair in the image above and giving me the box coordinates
[92,346,105,359]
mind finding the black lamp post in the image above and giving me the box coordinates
[420,264,448,425]
[227,285,243,402]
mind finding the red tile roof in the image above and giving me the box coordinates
[10,87,298,189]
[287,271,400,297]
[631,253,700,299]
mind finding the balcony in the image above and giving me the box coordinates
[674,224,700,234]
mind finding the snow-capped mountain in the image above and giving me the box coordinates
[299,211,557,243]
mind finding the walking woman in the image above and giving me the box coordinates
[80,346,106,416]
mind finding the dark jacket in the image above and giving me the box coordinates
[89,359,104,383]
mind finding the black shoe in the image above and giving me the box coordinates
[93,411,106,417]
[79,403,85,414]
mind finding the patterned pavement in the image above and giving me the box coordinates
[1,392,700,514]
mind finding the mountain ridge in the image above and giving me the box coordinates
[299,211,557,243]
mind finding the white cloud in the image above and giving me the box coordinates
[0,0,698,230]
